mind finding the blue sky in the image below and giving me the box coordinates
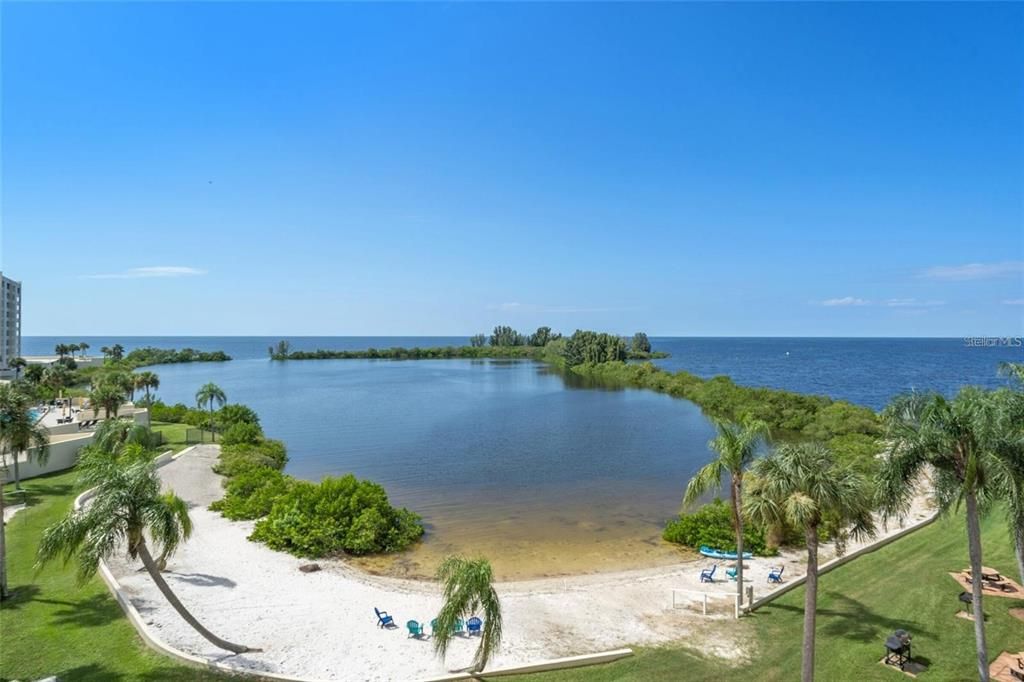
[2,2,1022,337]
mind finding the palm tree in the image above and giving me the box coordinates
[100,345,112,360]
[0,385,50,599]
[433,555,503,673]
[195,383,226,442]
[23,364,44,384]
[54,343,67,360]
[683,417,768,611]
[999,361,1024,385]
[877,388,1010,682]
[88,384,125,419]
[68,343,80,359]
[8,357,26,380]
[0,384,51,492]
[745,443,875,682]
[136,371,160,404]
[987,385,1024,585]
[78,342,90,359]
[35,453,253,653]
[110,344,125,361]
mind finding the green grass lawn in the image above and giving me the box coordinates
[1,470,230,681]
[2,469,1021,681]
[511,512,1024,681]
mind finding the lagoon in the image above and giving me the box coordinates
[145,357,716,578]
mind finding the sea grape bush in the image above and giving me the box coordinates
[663,499,770,555]
[209,466,293,520]
[248,475,424,556]
[209,432,423,557]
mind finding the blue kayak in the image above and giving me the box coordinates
[699,545,753,560]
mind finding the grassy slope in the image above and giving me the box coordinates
[3,469,1021,682]
[513,512,1024,681]
[0,470,230,682]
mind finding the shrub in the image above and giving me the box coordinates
[663,499,770,555]
[220,422,264,446]
[214,439,288,477]
[210,467,293,520]
[218,404,261,428]
[249,474,424,557]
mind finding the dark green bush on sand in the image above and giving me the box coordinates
[249,475,423,556]
[210,467,293,520]
[663,499,770,556]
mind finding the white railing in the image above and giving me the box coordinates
[671,586,755,618]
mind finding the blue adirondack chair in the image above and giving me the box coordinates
[700,564,717,583]
[768,566,785,584]
[726,567,738,581]
[431,618,465,636]
[406,620,426,638]
[375,608,394,628]
[467,617,483,635]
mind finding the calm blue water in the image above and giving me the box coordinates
[25,335,1022,409]
[22,335,1021,575]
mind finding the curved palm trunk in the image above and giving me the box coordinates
[964,492,989,681]
[801,524,819,682]
[136,540,253,654]
[731,477,745,613]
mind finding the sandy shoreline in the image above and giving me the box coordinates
[104,446,935,681]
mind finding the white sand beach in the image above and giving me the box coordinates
[104,446,935,682]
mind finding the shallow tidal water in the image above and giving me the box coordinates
[144,358,718,579]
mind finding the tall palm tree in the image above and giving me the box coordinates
[110,344,125,361]
[999,361,1024,385]
[88,384,125,419]
[68,343,80,359]
[36,453,253,653]
[42,364,72,400]
[877,388,1009,682]
[195,383,227,442]
[433,555,503,673]
[0,384,51,491]
[683,417,768,610]
[987,384,1024,585]
[8,357,26,380]
[78,342,90,359]
[54,343,67,360]
[135,371,160,404]
[0,385,50,599]
[745,443,875,682]
[100,346,112,360]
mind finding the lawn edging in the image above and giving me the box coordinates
[75,446,635,682]
[748,509,941,612]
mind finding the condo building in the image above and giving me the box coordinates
[1,272,22,377]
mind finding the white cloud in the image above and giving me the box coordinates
[83,266,207,280]
[821,297,869,307]
[920,261,1024,281]
[884,298,945,308]
[1003,299,1024,306]
[486,302,631,314]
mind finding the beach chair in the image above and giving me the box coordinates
[726,567,738,581]
[374,608,394,628]
[768,566,784,583]
[431,618,465,636]
[700,565,717,583]
[467,617,482,635]
[406,620,426,638]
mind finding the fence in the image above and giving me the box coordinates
[671,587,753,618]
[184,428,221,444]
